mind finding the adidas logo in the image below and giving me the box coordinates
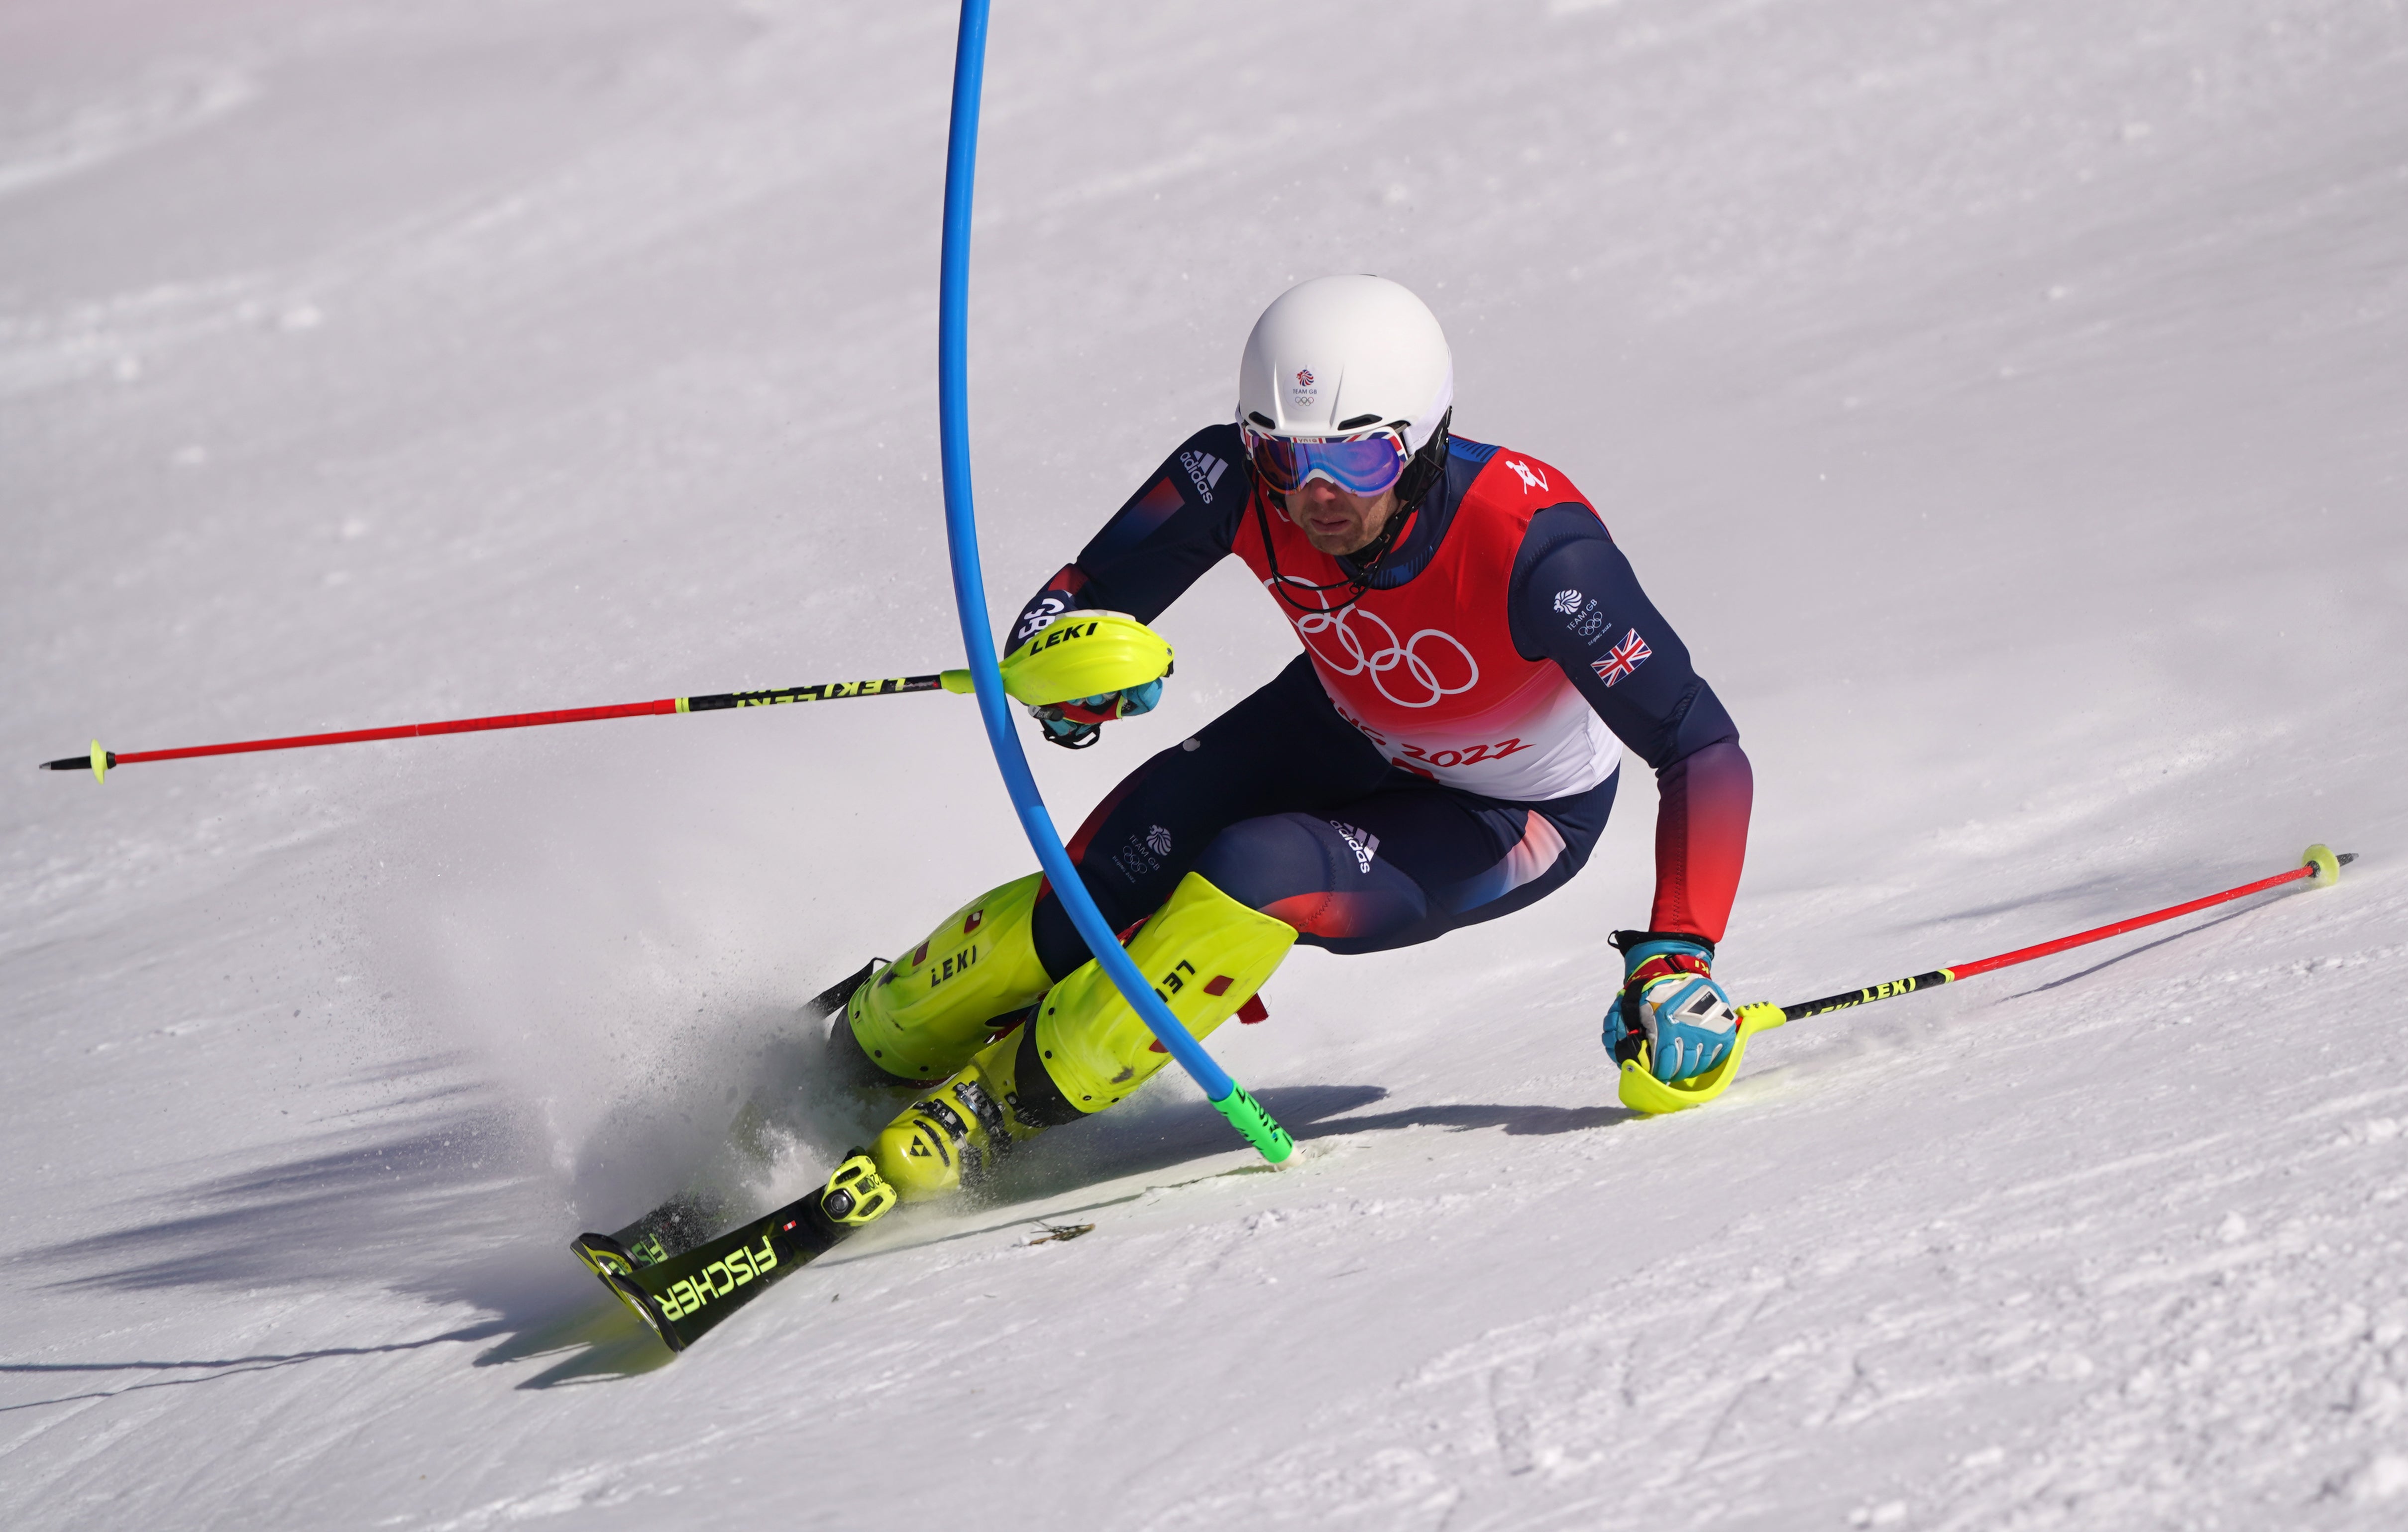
[1181,450,1230,503]
[1328,820,1381,875]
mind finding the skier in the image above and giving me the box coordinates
[810,274,1754,1228]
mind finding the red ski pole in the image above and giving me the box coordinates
[1621,844,2356,1114]
[39,669,977,782]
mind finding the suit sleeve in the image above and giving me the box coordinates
[1510,506,1752,944]
[1007,425,1250,650]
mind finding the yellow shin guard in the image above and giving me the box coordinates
[1032,871,1297,1111]
[846,874,1054,1084]
[871,872,1296,1201]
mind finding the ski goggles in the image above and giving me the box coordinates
[1241,425,1411,497]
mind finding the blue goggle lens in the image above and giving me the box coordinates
[1243,428,1409,496]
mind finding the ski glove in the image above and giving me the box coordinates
[1031,678,1163,750]
[1603,930,1740,1083]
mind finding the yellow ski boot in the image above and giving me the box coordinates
[872,1018,1050,1200]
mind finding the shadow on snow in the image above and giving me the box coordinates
[9,1056,1635,1396]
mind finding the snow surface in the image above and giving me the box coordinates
[5,0,2408,1527]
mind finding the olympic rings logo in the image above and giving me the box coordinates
[1267,577,1479,709]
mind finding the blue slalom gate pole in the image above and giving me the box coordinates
[932,0,1291,1164]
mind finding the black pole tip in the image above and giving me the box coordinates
[38,758,83,772]
[2338,852,2357,866]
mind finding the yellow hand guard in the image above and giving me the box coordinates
[997,611,1174,708]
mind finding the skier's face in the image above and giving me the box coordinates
[1286,478,1399,557]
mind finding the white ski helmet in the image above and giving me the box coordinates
[1236,274,1453,452]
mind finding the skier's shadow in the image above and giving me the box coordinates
[6,1055,1637,1397]
[985,1082,1638,1204]
[0,1328,517,1414]
[1284,1087,1640,1142]
[5,1049,710,1397]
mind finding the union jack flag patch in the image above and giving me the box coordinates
[1592,629,1652,687]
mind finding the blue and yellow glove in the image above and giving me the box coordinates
[1030,679,1163,750]
[1603,930,1740,1083]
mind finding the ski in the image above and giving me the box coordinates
[572,1192,732,1271]
[572,1185,857,1352]
[571,959,879,1271]
[569,960,888,1350]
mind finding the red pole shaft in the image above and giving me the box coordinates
[1945,862,2317,980]
[1774,851,2344,1023]
[110,698,681,766]
[42,671,962,775]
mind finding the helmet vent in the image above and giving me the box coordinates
[1336,413,1381,431]
[1247,411,1277,429]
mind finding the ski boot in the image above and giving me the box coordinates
[873,1015,1055,1200]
